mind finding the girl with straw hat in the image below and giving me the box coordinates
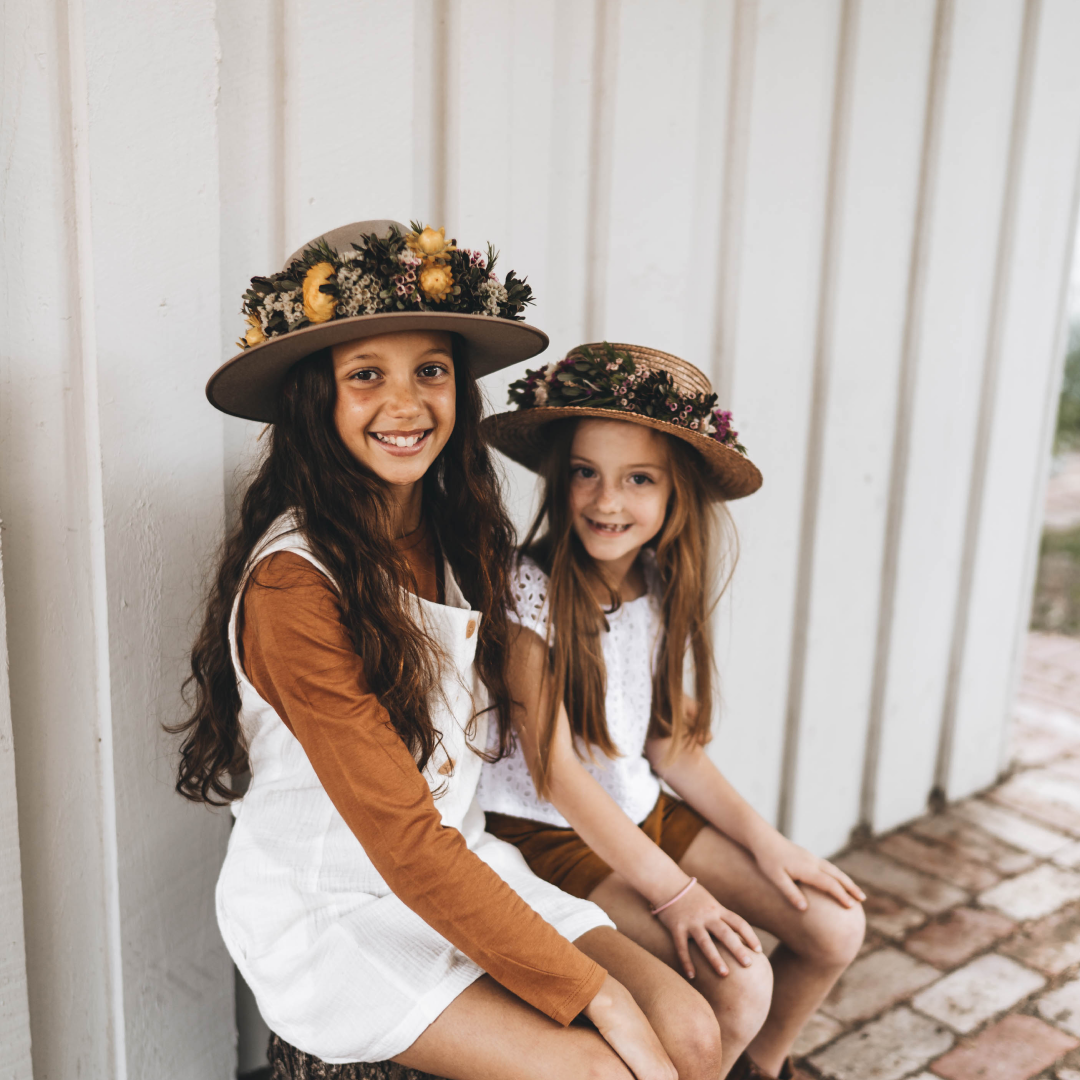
[478,342,867,1080]
[175,223,722,1079]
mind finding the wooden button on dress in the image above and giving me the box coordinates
[465,619,476,639]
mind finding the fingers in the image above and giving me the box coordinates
[722,909,763,954]
[823,861,866,902]
[692,924,731,978]
[805,868,857,908]
[707,918,755,969]
[671,926,698,981]
[774,870,809,911]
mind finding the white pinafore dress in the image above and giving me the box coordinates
[216,515,612,1063]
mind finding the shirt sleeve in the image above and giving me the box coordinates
[239,551,605,1025]
[508,555,552,639]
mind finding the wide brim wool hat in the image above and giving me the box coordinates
[207,219,549,422]
[482,342,763,501]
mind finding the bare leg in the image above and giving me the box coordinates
[680,827,864,1075]
[393,926,722,1080]
[588,876,773,1079]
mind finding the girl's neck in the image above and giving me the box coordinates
[590,546,647,603]
[389,480,424,539]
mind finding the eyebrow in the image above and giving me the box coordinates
[570,455,668,470]
[339,346,453,364]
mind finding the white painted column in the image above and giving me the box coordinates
[714,0,844,824]
[870,0,1031,832]
[785,0,938,856]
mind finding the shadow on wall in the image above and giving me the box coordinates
[1032,323,1080,637]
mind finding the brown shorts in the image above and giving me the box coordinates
[485,793,708,901]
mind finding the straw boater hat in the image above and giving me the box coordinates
[482,341,763,500]
[206,219,549,422]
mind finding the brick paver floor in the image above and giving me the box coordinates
[793,631,1080,1080]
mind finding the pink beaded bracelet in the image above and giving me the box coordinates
[650,877,698,916]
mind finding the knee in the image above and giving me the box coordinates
[802,896,866,970]
[666,991,723,1080]
[716,953,773,1051]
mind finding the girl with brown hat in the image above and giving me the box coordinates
[175,223,722,1079]
[478,342,867,1080]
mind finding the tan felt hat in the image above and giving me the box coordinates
[481,342,763,501]
[207,219,549,422]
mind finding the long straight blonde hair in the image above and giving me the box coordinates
[520,419,736,795]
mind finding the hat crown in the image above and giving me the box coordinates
[284,219,408,269]
[572,342,714,399]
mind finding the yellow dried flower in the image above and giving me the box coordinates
[407,225,456,262]
[303,262,337,323]
[419,262,454,303]
[240,313,265,349]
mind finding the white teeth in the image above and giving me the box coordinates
[375,432,423,447]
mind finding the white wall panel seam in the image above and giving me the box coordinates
[584,0,619,342]
[778,0,859,836]
[281,0,300,255]
[712,0,757,404]
[431,0,451,227]
[861,0,954,825]
[271,0,287,264]
[936,0,1041,793]
[61,0,129,1074]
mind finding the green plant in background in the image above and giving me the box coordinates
[1055,321,1080,453]
[1033,320,1080,635]
[1033,526,1080,635]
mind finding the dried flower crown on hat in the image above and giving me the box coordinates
[237,221,535,350]
[507,342,748,455]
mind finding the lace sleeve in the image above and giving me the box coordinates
[508,555,552,640]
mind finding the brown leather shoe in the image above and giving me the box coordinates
[727,1051,794,1080]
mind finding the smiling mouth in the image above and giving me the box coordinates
[371,428,432,452]
[585,517,632,535]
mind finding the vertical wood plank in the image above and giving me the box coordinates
[871,0,1027,832]
[712,0,843,824]
[1,0,119,1074]
[218,0,284,533]
[447,0,600,529]
[80,0,235,1074]
[288,1,423,251]
[946,0,1080,798]
[597,0,712,358]
[786,0,938,855]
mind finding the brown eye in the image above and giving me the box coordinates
[419,364,448,378]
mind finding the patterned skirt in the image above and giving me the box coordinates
[268,1033,446,1080]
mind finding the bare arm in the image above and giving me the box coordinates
[647,719,865,911]
[509,625,760,977]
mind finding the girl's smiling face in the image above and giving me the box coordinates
[568,419,673,574]
[331,330,456,488]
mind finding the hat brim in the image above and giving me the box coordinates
[207,311,549,422]
[481,406,763,501]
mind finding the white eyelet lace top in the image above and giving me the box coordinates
[477,553,664,828]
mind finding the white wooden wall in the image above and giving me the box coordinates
[0,532,32,1080]
[4,0,1080,1075]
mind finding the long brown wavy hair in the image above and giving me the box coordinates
[522,419,736,794]
[172,338,516,804]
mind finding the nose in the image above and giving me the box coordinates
[383,373,424,419]
[594,478,621,513]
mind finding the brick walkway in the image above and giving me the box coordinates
[792,631,1080,1080]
